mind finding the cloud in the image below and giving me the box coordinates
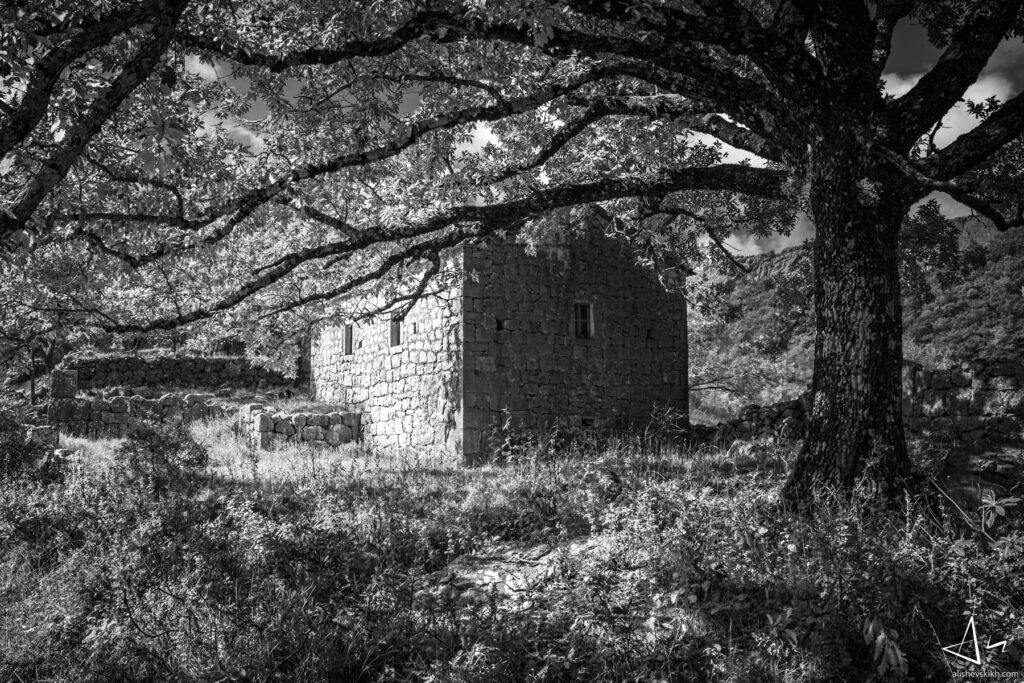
[726,213,815,255]
[688,132,768,167]
[985,38,1024,86]
[882,72,921,97]
[933,74,1013,148]
[884,71,1014,149]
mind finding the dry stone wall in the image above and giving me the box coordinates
[703,359,1024,446]
[696,397,808,444]
[240,404,361,450]
[309,251,464,457]
[902,359,1024,443]
[59,354,289,390]
[48,393,231,438]
[461,232,689,458]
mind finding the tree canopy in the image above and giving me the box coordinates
[3,0,1024,503]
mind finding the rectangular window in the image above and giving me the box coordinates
[390,317,402,346]
[343,324,354,356]
[573,302,593,339]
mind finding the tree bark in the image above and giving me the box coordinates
[783,135,912,508]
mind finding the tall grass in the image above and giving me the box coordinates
[1,416,1021,681]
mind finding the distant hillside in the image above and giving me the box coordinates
[689,217,1024,420]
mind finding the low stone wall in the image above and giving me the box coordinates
[902,359,1024,443]
[47,393,231,438]
[240,404,361,450]
[689,396,807,444]
[699,359,1024,446]
[58,354,289,390]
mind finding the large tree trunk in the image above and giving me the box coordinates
[783,136,913,508]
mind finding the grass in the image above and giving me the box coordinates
[0,416,1022,681]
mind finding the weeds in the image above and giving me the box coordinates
[0,415,1021,681]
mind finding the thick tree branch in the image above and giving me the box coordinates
[0,0,169,158]
[887,0,1022,150]
[568,0,823,99]
[1,0,189,245]
[873,143,1024,231]
[576,94,783,162]
[37,65,619,246]
[177,9,458,73]
[919,89,1024,180]
[99,163,789,332]
[871,0,914,71]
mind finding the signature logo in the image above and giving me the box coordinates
[942,616,1008,666]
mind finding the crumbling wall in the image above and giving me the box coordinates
[239,404,361,450]
[703,359,1024,446]
[47,368,231,438]
[902,359,1024,443]
[59,354,289,390]
[48,393,231,438]
[309,251,463,458]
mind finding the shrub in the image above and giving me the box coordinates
[114,422,210,495]
[0,410,52,479]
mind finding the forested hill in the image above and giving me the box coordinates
[689,218,1024,420]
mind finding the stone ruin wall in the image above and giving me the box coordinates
[460,234,689,458]
[47,368,231,438]
[59,354,289,390]
[901,359,1023,443]
[705,359,1024,445]
[309,251,463,457]
[239,404,361,450]
[48,393,231,438]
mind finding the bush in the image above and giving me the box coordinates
[0,410,50,478]
[114,422,210,494]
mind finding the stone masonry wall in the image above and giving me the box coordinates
[240,404,361,450]
[460,232,689,458]
[902,359,1024,443]
[701,359,1024,446]
[59,354,289,390]
[309,251,464,457]
[48,393,231,438]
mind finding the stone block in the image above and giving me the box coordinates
[109,397,129,413]
[50,370,79,398]
[301,426,323,441]
[292,413,308,429]
[275,420,296,436]
[256,413,274,432]
[955,416,985,431]
[308,414,329,427]
[992,416,1020,435]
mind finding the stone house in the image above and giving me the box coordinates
[310,226,690,462]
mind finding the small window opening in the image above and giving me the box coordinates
[580,417,595,429]
[496,318,505,332]
[412,322,418,335]
[646,328,655,340]
[390,317,402,346]
[573,302,593,339]
[343,324,354,356]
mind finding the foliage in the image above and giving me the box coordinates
[1,415,1022,681]
[0,410,47,478]
[4,0,1024,499]
[905,227,1024,365]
